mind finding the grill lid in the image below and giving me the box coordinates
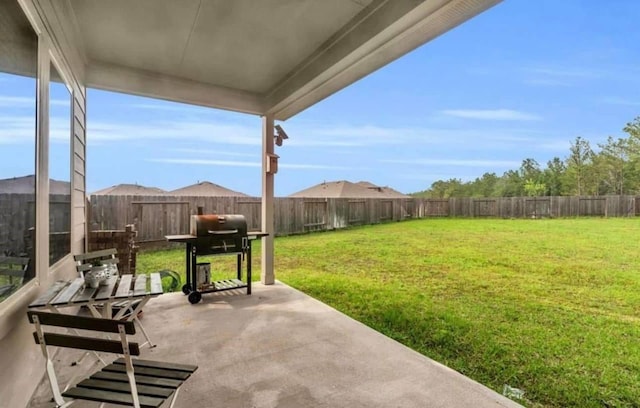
[190,214,247,237]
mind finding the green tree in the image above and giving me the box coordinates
[597,136,629,194]
[520,158,542,181]
[468,172,499,197]
[499,169,524,197]
[543,157,566,196]
[565,136,595,195]
[524,179,546,196]
[622,117,640,193]
[422,178,467,198]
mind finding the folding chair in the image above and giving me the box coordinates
[28,311,197,408]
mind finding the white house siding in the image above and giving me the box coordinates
[0,1,86,407]
[72,93,86,255]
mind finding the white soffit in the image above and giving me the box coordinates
[67,0,501,119]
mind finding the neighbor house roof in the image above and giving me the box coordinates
[0,175,70,195]
[169,181,248,197]
[289,180,408,198]
[91,183,166,195]
[355,181,409,198]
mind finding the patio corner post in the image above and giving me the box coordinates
[261,115,275,285]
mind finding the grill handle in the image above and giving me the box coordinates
[242,237,249,261]
[207,229,238,235]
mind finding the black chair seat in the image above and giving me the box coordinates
[63,358,197,407]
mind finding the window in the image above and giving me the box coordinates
[48,62,72,266]
[0,0,38,301]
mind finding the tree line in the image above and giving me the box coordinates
[412,117,640,198]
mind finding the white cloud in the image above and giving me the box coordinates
[50,117,72,142]
[0,95,35,108]
[537,140,571,151]
[147,158,259,167]
[51,99,71,107]
[284,124,402,147]
[522,65,611,87]
[440,109,542,121]
[280,163,367,170]
[524,78,572,87]
[146,158,364,171]
[130,103,194,111]
[0,115,35,144]
[381,158,521,167]
[88,120,261,146]
[170,148,257,158]
[398,173,462,181]
[525,66,602,79]
[600,97,640,107]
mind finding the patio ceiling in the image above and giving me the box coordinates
[65,0,501,120]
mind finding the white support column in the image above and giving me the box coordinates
[261,115,275,285]
[36,36,50,282]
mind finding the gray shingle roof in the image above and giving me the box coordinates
[169,181,248,197]
[289,180,408,198]
[92,183,166,195]
[0,175,70,194]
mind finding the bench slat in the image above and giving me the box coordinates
[50,278,84,304]
[34,332,140,355]
[114,357,198,373]
[28,311,135,334]
[77,258,119,272]
[72,285,99,303]
[104,364,191,380]
[29,281,69,308]
[74,248,117,261]
[90,371,183,389]
[114,274,133,298]
[95,275,118,300]
[77,378,174,398]
[133,274,147,296]
[150,273,163,295]
[63,387,164,408]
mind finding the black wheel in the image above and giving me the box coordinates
[188,291,202,304]
[182,284,191,295]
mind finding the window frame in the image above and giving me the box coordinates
[0,0,42,319]
[47,51,74,269]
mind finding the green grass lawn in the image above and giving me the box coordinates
[137,218,640,407]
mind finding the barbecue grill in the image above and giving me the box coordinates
[166,214,267,304]
[190,214,248,255]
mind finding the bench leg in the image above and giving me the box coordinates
[134,315,155,348]
[168,388,180,408]
[112,298,156,348]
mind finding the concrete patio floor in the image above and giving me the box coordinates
[30,281,522,407]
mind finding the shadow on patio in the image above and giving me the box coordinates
[29,282,521,407]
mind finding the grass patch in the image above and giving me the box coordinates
[138,218,640,407]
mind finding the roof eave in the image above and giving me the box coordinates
[79,0,500,119]
[266,0,502,120]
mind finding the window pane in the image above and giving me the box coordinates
[0,0,38,301]
[49,63,71,266]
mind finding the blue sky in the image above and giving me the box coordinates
[2,0,640,196]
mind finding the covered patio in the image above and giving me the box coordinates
[0,0,507,406]
[29,282,520,407]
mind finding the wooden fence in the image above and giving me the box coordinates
[446,195,636,218]
[86,194,640,249]
[0,193,70,257]
[88,195,416,246]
